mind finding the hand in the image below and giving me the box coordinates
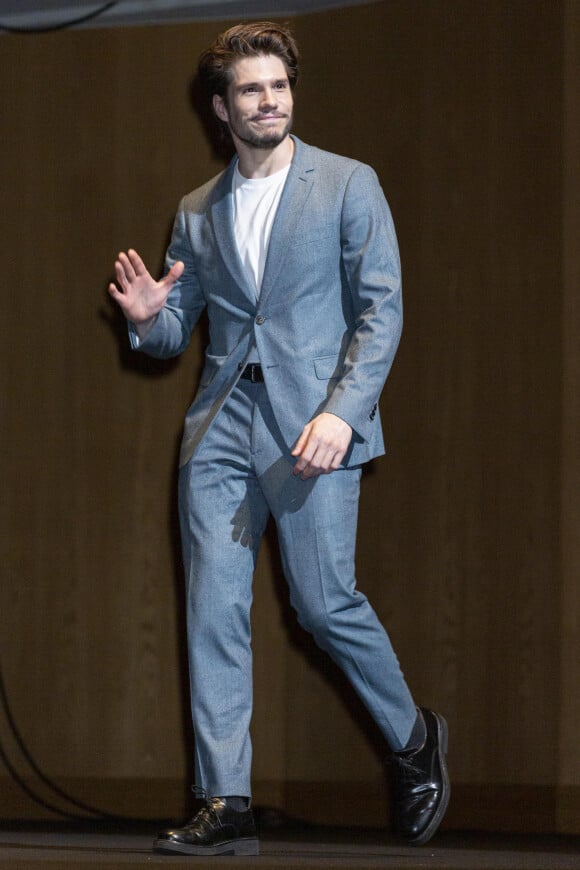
[291,413,353,480]
[108,248,184,334]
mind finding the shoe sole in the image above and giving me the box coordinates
[153,837,259,856]
[406,711,450,847]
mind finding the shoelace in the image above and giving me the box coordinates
[196,800,223,828]
[183,791,227,834]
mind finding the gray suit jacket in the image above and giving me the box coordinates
[131,136,403,468]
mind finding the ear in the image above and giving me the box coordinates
[213,93,229,124]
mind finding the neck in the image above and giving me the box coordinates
[235,135,294,179]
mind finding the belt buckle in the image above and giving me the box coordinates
[248,363,260,383]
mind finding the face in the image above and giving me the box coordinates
[213,54,294,151]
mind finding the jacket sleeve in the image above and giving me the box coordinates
[129,199,206,359]
[322,163,403,442]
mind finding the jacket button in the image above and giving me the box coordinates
[255,315,266,325]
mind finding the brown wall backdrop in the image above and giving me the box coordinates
[1,0,578,834]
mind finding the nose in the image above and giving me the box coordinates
[259,87,278,110]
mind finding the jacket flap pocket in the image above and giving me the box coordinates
[314,355,342,380]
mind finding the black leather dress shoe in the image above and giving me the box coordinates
[153,797,259,856]
[390,707,450,846]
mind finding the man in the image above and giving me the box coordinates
[109,21,449,857]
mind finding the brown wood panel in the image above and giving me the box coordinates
[559,0,580,822]
[0,0,578,833]
[293,0,563,791]
[0,23,223,786]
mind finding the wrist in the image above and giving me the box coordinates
[133,314,158,341]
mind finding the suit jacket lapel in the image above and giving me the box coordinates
[210,159,257,305]
[259,138,315,306]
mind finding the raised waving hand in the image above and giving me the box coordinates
[108,249,184,337]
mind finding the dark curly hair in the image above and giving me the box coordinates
[197,21,299,102]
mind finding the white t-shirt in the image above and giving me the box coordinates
[232,161,290,297]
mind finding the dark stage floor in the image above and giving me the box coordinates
[1,820,580,870]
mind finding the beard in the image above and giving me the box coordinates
[229,111,294,150]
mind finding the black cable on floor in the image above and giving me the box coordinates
[0,733,92,820]
[0,660,144,822]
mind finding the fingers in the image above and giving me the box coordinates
[291,424,309,459]
[127,248,147,275]
[291,414,352,479]
[108,248,183,325]
[163,260,185,287]
[107,280,131,315]
[296,443,343,479]
[112,249,147,286]
[113,258,130,291]
[108,249,149,317]
[112,250,183,293]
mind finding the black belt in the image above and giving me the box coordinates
[239,363,264,383]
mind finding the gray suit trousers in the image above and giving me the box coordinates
[178,379,417,798]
